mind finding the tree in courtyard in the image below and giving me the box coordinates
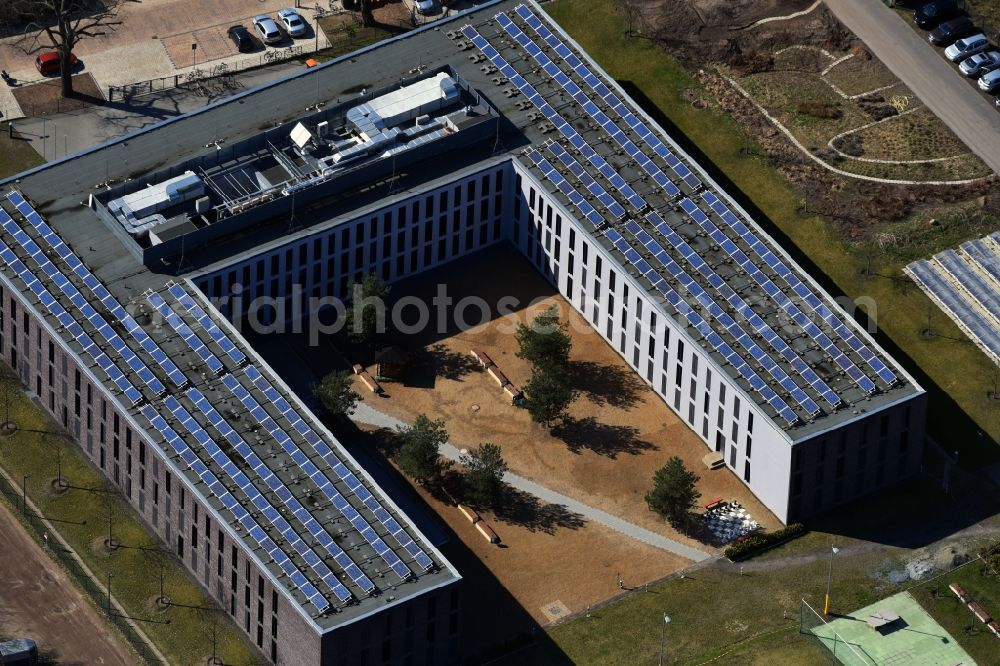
[523,365,576,428]
[14,0,124,98]
[460,443,507,507]
[312,370,361,420]
[396,414,449,484]
[645,456,701,530]
[345,273,391,347]
[515,305,572,370]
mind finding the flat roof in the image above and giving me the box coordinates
[0,1,923,629]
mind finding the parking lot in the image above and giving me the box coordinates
[0,0,329,119]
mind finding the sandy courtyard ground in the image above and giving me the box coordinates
[351,422,689,631]
[347,248,782,552]
[0,500,135,664]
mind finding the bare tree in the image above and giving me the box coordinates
[612,0,641,39]
[359,0,375,28]
[14,0,122,98]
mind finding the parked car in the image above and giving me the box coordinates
[945,33,990,62]
[252,14,283,45]
[959,50,1000,76]
[929,16,976,46]
[978,68,1000,92]
[415,0,435,15]
[227,24,255,52]
[34,51,77,76]
[914,0,959,29]
[277,8,307,38]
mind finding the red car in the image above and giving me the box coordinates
[34,51,78,76]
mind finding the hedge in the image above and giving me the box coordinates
[724,523,807,561]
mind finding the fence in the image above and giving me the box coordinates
[799,598,877,666]
[108,45,305,102]
[0,470,162,663]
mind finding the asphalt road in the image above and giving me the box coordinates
[824,0,1000,175]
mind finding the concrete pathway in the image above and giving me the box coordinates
[351,401,713,562]
[823,0,1000,175]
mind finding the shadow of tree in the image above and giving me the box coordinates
[423,344,482,381]
[551,416,656,458]
[490,486,587,535]
[569,360,646,410]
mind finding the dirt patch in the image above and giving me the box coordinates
[353,423,690,629]
[636,0,850,68]
[331,248,782,553]
[11,72,103,117]
[0,500,135,664]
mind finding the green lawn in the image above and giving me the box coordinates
[498,532,905,665]
[0,125,43,180]
[911,558,1000,666]
[545,0,1000,464]
[0,375,261,665]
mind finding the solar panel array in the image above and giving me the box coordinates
[0,237,143,404]
[907,258,1000,364]
[512,5,702,191]
[0,191,440,614]
[140,404,332,613]
[961,235,1000,290]
[241,365,435,572]
[523,147,799,425]
[155,282,435,575]
[547,141,838,413]
[903,234,1000,368]
[5,192,190,392]
[464,7,904,421]
[163,393,350,607]
[167,283,247,366]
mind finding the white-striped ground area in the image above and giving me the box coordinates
[905,231,1000,367]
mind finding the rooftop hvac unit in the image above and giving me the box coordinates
[316,121,329,137]
[194,196,210,215]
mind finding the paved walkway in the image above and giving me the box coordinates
[823,0,1000,175]
[351,402,713,562]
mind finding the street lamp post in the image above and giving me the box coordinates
[824,546,840,615]
[21,474,28,514]
[658,612,671,666]
[107,571,113,614]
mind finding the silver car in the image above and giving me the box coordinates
[944,33,990,62]
[252,15,283,45]
[959,50,1000,77]
[978,68,1000,93]
[277,8,307,38]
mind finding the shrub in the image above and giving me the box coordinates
[724,523,807,561]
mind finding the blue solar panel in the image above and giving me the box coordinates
[516,154,800,423]
[139,402,335,613]
[167,283,247,365]
[693,193,885,394]
[4,195,187,391]
[0,235,144,405]
[224,369,422,582]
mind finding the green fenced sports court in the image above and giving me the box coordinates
[806,591,976,666]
